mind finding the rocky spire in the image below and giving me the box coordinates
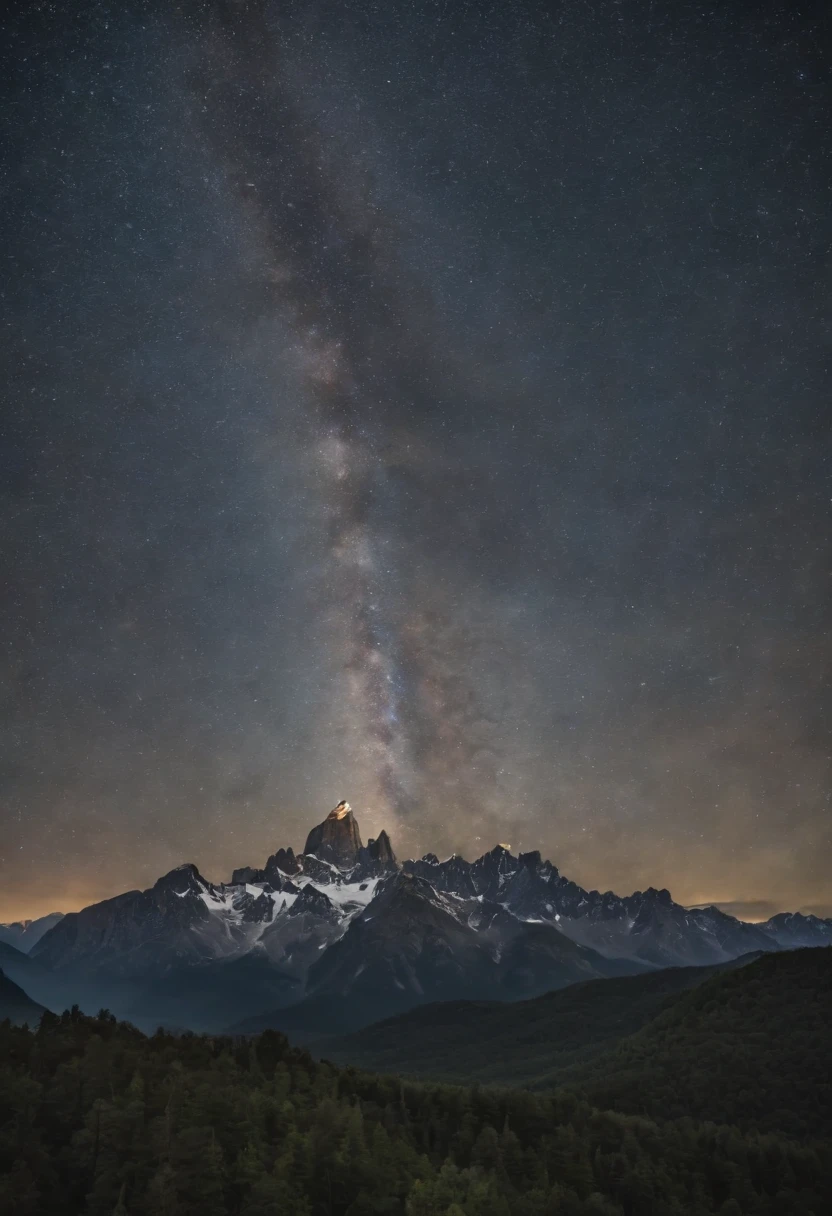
[368,830,396,866]
[353,828,398,877]
[303,801,364,869]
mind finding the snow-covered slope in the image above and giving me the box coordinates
[33,855,383,981]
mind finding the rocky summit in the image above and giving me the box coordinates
[19,800,832,1037]
[303,800,364,868]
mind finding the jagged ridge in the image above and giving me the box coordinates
[26,801,832,1035]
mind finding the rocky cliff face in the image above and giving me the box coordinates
[31,864,265,977]
[303,801,364,868]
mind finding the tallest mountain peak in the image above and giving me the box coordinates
[304,801,363,869]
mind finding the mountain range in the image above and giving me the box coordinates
[0,912,63,953]
[8,800,832,1034]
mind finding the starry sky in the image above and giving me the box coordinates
[2,0,830,922]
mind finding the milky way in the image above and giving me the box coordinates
[1,0,830,920]
[179,5,442,830]
[191,4,423,822]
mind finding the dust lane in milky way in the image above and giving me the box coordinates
[0,0,830,920]
[184,2,528,838]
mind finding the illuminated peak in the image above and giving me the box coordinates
[305,802,363,868]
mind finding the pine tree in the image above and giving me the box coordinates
[168,1125,226,1216]
[146,1162,179,1216]
[112,1181,129,1215]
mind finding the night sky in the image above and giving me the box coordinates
[2,0,830,922]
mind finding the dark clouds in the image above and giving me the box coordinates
[1,0,830,919]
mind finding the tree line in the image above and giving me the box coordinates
[0,1006,829,1215]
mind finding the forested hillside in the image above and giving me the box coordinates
[325,949,832,1139]
[1,1006,830,1215]
[561,947,832,1138]
[323,958,744,1085]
